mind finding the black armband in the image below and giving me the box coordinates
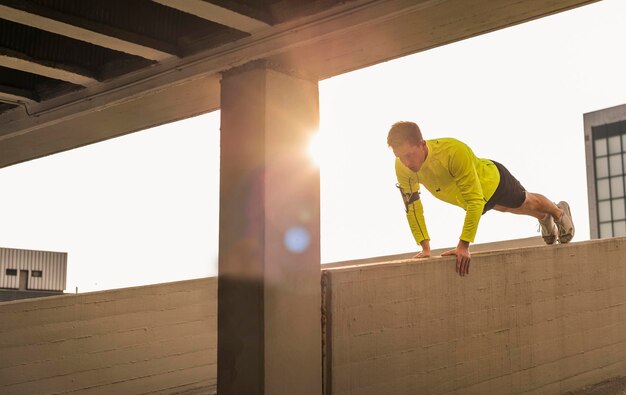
[396,183,420,212]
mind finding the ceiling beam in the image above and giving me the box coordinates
[0,0,599,169]
[0,2,175,61]
[0,85,38,105]
[0,50,97,86]
[152,0,270,33]
[0,74,221,169]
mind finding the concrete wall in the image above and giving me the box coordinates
[2,238,625,394]
[0,278,216,395]
[322,238,626,395]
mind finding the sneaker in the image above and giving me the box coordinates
[538,214,558,245]
[555,201,575,243]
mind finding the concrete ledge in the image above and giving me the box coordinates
[323,236,546,269]
[0,277,217,395]
[322,238,626,395]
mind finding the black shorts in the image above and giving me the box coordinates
[482,161,526,214]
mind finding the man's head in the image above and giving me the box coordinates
[387,121,428,172]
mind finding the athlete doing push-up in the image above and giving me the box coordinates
[388,121,574,277]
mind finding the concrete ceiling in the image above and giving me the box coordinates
[0,0,597,168]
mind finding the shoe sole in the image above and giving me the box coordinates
[541,222,558,245]
[557,201,574,243]
[543,236,556,245]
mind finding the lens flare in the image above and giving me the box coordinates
[284,226,311,253]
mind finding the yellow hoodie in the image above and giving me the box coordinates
[395,138,500,244]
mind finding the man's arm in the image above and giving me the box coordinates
[449,148,486,244]
[395,160,430,257]
[442,143,486,276]
[400,185,431,257]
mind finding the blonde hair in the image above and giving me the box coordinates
[387,121,424,149]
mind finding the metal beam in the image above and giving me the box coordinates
[0,51,97,86]
[0,2,175,61]
[153,0,270,33]
[0,85,38,105]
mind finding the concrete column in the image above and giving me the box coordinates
[218,60,321,395]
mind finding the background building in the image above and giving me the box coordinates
[0,246,67,301]
[584,103,626,239]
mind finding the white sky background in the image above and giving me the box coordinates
[1,0,625,292]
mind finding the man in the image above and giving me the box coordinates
[388,121,574,276]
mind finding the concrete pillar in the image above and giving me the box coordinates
[218,60,321,395]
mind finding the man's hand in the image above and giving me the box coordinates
[413,250,430,258]
[441,240,471,276]
[413,239,431,259]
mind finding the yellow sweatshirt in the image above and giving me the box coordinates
[395,138,500,244]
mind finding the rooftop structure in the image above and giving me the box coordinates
[0,246,67,301]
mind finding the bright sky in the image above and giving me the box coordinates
[1,0,625,292]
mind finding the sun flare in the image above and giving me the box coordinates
[308,131,323,167]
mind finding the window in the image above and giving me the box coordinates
[5,269,17,276]
[593,120,626,238]
[31,270,43,278]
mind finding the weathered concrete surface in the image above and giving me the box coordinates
[0,278,216,395]
[322,238,626,395]
[566,375,626,395]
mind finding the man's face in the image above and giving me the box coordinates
[393,141,427,172]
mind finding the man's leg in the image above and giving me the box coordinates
[494,192,560,219]
[494,192,574,243]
